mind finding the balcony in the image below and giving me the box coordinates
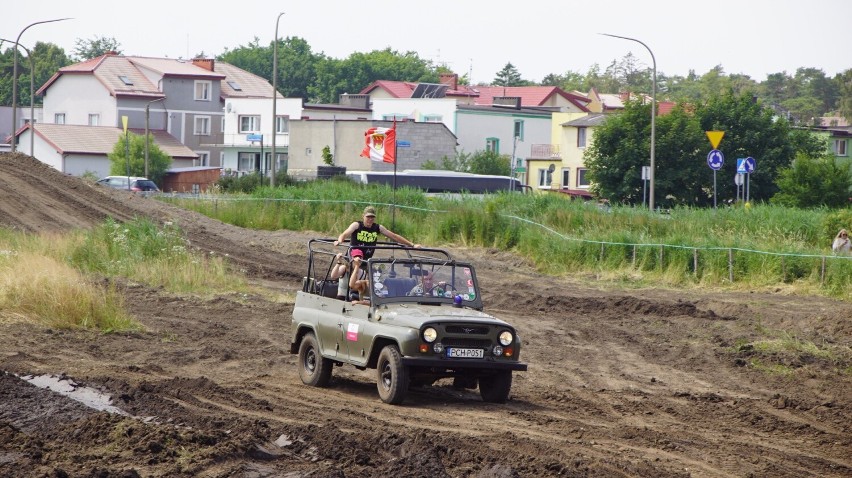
[530,144,560,159]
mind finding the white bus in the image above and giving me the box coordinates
[345,169,527,194]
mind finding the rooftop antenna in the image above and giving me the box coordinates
[469,58,473,85]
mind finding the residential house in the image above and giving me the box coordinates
[473,86,590,112]
[17,123,197,177]
[36,53,286,169]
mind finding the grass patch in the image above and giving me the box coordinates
[160,181,852,300]
[0,251,137,331]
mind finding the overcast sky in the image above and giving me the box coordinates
[3,0,850,86]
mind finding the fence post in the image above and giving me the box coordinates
[659,245,664,269]
[821,256,826,286]
[693,248,698,276]
[781,256,786,282]
[632,245,637,267]
[600,243,605,262]
[728,249,734,282]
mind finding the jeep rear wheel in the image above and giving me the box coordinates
[479,371,512,403]
[376,345,409,404]
[298,332,332,387]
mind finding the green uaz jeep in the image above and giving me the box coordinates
[290,239,527,404]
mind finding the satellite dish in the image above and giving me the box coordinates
[226,103,233,113]
[548,164,556,173]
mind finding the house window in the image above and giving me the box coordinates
[197,151,210,166]
[486,137,500,153]
[239,115,260,133]
[537,168,553,188]
[276,116,289,134]
[194,80,211,101]
[423,114,442,123]
[118,75,133,86]
[577,127,587,148]
[238,152,256,172]
[194,116,211,135]
[834,139,848,156]
[88,114,100,126]
[227,80,242,91]
[221,116,225,132]
[514,120,524,140]
[577,168,590,187]
[561,168,570,188]
[54,113,65,124]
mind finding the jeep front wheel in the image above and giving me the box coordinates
[376,345,409,404]
[298,332,332,387]
[479,371,512,403]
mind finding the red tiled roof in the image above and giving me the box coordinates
[360,80,480,99]
[474,86,590,111]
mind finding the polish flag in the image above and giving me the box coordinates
[360,124,396,164]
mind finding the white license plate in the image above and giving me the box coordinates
[447,348,484,359]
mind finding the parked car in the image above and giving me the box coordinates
[96,176,160,193]
[290,239,527,404]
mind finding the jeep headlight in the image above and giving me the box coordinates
[498,330,513,346]
[422,327,438,343]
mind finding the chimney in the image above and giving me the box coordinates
[192,58,215,71]
[439,73,458,90]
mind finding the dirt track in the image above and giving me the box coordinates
[1,152,850,477]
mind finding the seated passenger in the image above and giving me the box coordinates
[349,253,371,305]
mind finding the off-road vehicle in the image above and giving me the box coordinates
[290,239,527,404]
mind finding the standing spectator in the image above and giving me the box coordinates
[334,206,420,258]
[832,229,851,254]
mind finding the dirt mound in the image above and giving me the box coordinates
[1,152,850,477]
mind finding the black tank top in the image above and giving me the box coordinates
[352,221,381,258]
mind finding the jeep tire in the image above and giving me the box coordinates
[298,332,332,387]
[478,370,512,403]
[376,345,409,404]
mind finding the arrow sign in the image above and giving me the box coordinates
[744,156,756,173]
[707,149,724,171]
[706,131,725,149]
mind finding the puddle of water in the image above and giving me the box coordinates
[20,374,129,416]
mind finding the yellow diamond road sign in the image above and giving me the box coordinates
[706,130,724,149]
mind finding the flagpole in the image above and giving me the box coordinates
[392,119,397,230]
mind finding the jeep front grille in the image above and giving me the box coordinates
[441,337,491,348]
[445,325,489,335]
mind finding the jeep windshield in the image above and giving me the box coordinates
[303,239,483,310]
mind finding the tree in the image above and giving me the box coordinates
[108,132,171,184]
[309,48,435,103]
[836,69,852,123]
[586,91,800,207]
[493,63,524,87]
[772,153,852,208]
[0,41,71,107]
[73,36,121,60]
[469,150,511,176]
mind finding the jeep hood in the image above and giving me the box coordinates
[375,304,510,328]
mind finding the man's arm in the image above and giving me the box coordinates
[334,222,360,246]
[378,225,420,248]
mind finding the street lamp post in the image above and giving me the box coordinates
[600,33,656,211]
[11,17,72,153]
[145,97,166,178]
[270,12,285,187]
[1,39,35,156]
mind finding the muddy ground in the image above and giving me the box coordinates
[0,152,850,478]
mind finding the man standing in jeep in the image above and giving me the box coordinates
[334,206,421,258]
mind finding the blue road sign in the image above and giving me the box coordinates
[737,158,746,173]
[707,149,724,170]
[744,156,756,173]
[397,140,411,148]
[247,134,263,142]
